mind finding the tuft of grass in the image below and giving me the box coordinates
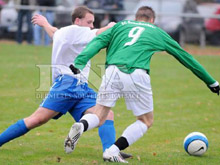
[0,43,220,164]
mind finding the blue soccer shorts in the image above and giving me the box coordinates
[40,75,97,122]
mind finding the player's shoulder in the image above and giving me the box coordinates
[59,25,91,33]
[57,25,94,38]
[111,20,132,31]
[53,25,76,42]
[59,25,89,32]
[114,20,130,27]
[116,20,158,29]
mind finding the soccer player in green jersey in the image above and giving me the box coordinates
[64,6,219,163]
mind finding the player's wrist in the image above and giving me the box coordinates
[43,22,51,28]
[107,22,116,28]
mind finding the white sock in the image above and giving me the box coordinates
[122,120,148,145]
[80,114,99,131]
[107,144,120,156]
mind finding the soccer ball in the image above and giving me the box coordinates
[183,132,208,156]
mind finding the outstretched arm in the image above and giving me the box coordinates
[31,14,58,38]
[162,31,219,95]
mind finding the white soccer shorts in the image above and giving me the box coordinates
[96,65,153,116]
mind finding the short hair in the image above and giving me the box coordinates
[135,6,155,22]
[71,6,94,23]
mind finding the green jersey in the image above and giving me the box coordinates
[74,20,216,85]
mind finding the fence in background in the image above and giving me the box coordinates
[1,4,220,47]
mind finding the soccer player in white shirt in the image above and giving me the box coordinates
[0,6,131,160]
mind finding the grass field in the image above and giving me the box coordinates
[0,43,220,164]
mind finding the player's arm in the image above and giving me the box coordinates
[162,32,219,95]
[74,28,113,70]
[31,14,58,38]
[96,22,116,35]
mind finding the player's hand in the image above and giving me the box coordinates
[208,81,219,95]
[31,14,49,27]
[69,64,81,74]
[107,22,116,28]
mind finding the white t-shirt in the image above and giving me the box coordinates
[51,25,98,82]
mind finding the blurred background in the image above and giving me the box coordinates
[0,0,219,47]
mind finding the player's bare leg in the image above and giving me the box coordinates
[24,107,59,129]
[137,112,154,128]
[94,105,133,159]
[104,112,154,163]
[0,107,59,147]
[64,105,133,159]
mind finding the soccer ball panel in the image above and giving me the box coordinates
[184,132,207,143]
[187,140,207,156]
[183,132,208,156]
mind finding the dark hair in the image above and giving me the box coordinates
[135,6,155,22]
[72,6,94,23]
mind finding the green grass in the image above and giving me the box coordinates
[0,43,220,164]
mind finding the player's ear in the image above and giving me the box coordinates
[150,18,154,24]
[74,18,81,25]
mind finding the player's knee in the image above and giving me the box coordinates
[146,118,154,128]
[137,113,154,129]
[139,119,153,129]
[106,110,114,121]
